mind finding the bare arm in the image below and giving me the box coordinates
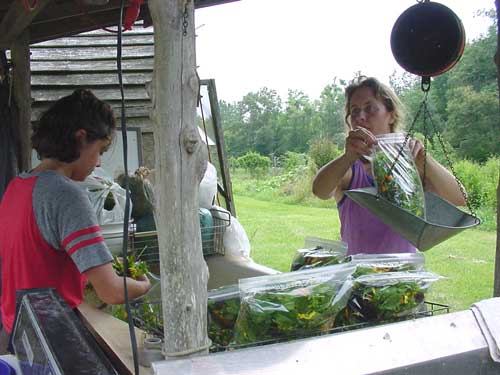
[312,128,377,201]
[85,262,151,305]
[409,139,466,206]
[312,154,355,201]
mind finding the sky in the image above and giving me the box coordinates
[194,0,495,103]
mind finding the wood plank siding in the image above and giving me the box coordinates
[29,26,156,169]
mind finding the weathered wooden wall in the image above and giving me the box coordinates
[29,27,156,169]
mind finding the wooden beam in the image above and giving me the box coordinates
[10,0,133,45]
[204,79,236,216]
[493,0,500,298]
[0,0,52,50]
[29,8,132,44]
[11,31,32,172]
[149,0,209,359]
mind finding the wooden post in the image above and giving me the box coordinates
[11,30,32,172]
[148,0,209,358]
[206,79,237,217]
[494,0,500,298]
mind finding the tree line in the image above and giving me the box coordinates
[219,10,499,165]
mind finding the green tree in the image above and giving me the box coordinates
[219,100,246,157]
[240,88,282,157]
[314,78,346,145]
[445,85,499,162]
[447,24,497,92]
[279,90,315,154]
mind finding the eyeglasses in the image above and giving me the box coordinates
[350,103,380,119]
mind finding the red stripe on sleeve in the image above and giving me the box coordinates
[67,236,105,256]
[62,226,101,248]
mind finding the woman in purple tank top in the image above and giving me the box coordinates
[312,76,466,256]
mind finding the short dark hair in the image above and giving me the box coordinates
[32,89,116,162]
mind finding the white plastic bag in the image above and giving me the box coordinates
[199,162,218,209]
[79,167,130,225]
[223,216,251,258]
[211,206,251,258]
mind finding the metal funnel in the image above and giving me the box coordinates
[345,187,480,251]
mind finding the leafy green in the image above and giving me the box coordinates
[352,263,415,278]
[290,246,347,271]
[207,293,241,347]
[372,148,425,218]
[112,254,148,279]
[232,280,345,346]
[341,280,425,324]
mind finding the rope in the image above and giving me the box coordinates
[116,1,140,374]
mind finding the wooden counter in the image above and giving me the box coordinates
[78,302,152,375]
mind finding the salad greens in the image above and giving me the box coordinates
[291,247,347,271]
[207,290,241,347]
[372,135,425,218]
[232,279,346,346]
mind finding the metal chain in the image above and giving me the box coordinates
[421,76,431,92]
[422,104,428,190]
[385,85,475,218]
[423,105,477,218]
[182,1,189,36]
[383,92,428,184]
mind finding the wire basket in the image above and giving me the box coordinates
[126,299,449,353]
[129,208,231,268]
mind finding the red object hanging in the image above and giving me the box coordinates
[124,0,144,31]
[22,0,38,11]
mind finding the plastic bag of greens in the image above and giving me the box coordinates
[232,264,356,346]
[338,271,441,325]
[79,167,129,225]
[304,236,348,251]
[372,133,426,219]
[207,284,240,348]
[349,252,425,278]
[290,243,348,271]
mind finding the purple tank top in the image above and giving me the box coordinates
[338,160,416,256]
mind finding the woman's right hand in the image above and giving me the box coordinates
[344,128,377,161]
[134,273,152,294]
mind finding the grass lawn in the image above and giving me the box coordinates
[234,194,497,312]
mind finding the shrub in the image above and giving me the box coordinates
[476,157,499,210]
[453,158,497,211]
[229,156,239,169]
[279,151,308,172]
[236,152,271,176]
[308,138,342,169]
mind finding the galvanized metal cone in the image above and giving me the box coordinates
[345,187,481,251]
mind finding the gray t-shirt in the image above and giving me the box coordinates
[23,170,113,272]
